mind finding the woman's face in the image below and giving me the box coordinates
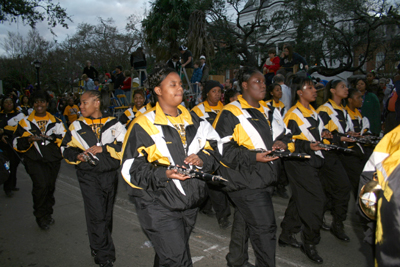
[80,93,100,117]
[284,48,289,56]
[271,85,282,99]
[349,91,363,109]
[3,98,14,112]
[134,93,145,109]
[155,72,183,108]
[33,99,48,116]
[243,72,266,102]
[207,86,222,106]
[298,82,317,103]
[22,97,29,105]
[331,81,348,100]
[356,80,366,94]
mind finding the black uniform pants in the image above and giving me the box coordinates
[2,145,20,193]
[227,188,276,267]
[134,198,198,267]
[280,160,325,245]
[77,169,117,264]
[320,152,351,223]
[24,159,60,219]
[202,184,231,220]
[340,147,366,199]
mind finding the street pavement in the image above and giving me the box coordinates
[0,162,374,267]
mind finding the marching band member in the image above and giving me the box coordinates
[17,95,33,116]
[317,80,354,242]
[121,67,220,267]
[61,90,126,267]
[13,91,66,230]
[191,80,231,229]
[213,67,290,267]
[118,89,150,128]
[265,83,286,118]
[344,88,374,198]
[279,76,330,263]
[0,97,25,197]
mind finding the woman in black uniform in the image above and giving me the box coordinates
[317,80,355,242]
[0,97,25,197]
[13,91,65,229]
[280,76,330,263]
[121,67,220,267]
[61,90,126,267]
[213,67,290,267]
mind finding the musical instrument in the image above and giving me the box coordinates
[316,143,354,153]
[337,133,380,145]
[249,149,311,159]
[164,165,228,183]
[79,152,98,166]
[359,173,382,220]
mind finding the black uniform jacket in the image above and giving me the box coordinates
[284,101,326,168]
[213,95,291,192]
[61,116,126,173]
[13,111,65,162]
[121,103,220,211]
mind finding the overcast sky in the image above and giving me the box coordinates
[0,0,149,56]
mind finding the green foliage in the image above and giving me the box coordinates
[0,0,72,33]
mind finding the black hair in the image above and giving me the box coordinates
[345,88,361,107]
[323,79,344,103]
[355,78,370,93]
[146,67,178,106]
[1,96,18,113]
[83,90,110,113]
[32,91,50,103]
[21,95,30,105]
[133,89,145,99]
[290,76,314,106]
[266,83,281,101]
[224,89,238,105]
[237,66,261,91]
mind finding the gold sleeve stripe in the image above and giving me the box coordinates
[106,145,123,160]
[288,142,295,153]
[144,144,171,165]
[64,158,82,165]
[191,106,204,118]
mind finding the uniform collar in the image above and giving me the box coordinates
[237,95,265,110]
[295,101,318,117]
[328,99,345,111]
[28,110,56,123]
[154,102,193,126]
[203,100,224,112]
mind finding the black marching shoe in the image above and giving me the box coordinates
[330,222,350,242]
[36,218,50,230]
[45,215,55,225]
[5,190,14,197]
[278,234,301,248]
[301,243,323,264]
[99,260,114,267]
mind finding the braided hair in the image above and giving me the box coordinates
[145,67,178,106]
[84,90,110,113]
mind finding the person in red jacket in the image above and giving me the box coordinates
[121,70,132,104]
[263,48,280,86]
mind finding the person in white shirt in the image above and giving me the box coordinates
[274,74,292,109]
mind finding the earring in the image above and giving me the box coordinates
[300,94,303,96]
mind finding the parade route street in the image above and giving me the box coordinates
[0,162,373,267]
